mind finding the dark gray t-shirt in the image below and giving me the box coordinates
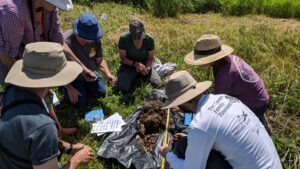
[64,29,103,71]
[0,87,59,169]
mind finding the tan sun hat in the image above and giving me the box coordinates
[184,34,233,65]
[161,70,212,109]
[5,42,82,88]
[46,0,73,11]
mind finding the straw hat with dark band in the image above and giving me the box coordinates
[184,35,233,65]
[162,70,212,109]
[5,42,82,88]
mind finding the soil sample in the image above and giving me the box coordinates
[138,99,167,152]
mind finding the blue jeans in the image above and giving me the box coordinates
[63,72,106,109]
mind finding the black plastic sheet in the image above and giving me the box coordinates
[97,108,173,169]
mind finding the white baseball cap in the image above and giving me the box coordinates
[46,0,73,11]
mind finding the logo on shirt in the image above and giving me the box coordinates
[233,56,259,83]
[237,111,248,122]
[89,48,96,58]
[232,111,251,136]
[208,95,238,118]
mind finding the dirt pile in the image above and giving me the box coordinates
[138,99,167,152]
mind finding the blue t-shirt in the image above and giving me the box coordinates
[0,86,59,169]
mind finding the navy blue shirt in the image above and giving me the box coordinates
[0,86,59,168]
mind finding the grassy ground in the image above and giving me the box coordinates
[57,3,300,169]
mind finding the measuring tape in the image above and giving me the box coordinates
[161,108,171,169]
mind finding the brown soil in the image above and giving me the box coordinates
[138,99,167,152]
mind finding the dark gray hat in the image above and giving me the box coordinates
[129,18,145,39]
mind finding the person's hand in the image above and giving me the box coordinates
[171,132,187,144]
[106,74,117,86]
[0,56,17,69]
[141,66,150,75]
[71,143,85,154]
[159,145,170,158]
[171,106,182,113]
[66,85,81,104]
[134,62,146,73]
[83,68,97,82]
[70,147,94,167]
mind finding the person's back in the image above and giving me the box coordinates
[192,94,281,169]
[213,55,269,109]
[0,86,59,169]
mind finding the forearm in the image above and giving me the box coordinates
[0,54,17,69]
[120,56,135,67]
[63,43,89,71]
[98,59,112,77]
[61,160,78,169]
[146,50,154,68]
[146,57,153,68]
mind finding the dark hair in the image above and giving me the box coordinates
[129,18,145,40]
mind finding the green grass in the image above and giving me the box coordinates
[57,3,300,168]
[73,0,300,19]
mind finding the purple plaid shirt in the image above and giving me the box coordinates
[0,0,64,78]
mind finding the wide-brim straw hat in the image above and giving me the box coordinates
[184,35,233,65]
[46,0,73,11]
[5,42,82,88]
[161,70,212,109]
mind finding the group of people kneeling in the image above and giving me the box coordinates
[0,0,282,168]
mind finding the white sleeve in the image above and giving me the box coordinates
[166,129,214,169]
[166,152,184,169]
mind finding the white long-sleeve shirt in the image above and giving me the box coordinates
[166,94,282,169]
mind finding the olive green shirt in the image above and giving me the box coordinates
[118,32,154,65]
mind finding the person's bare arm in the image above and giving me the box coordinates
[146,50,154,69]
[0,54,17,70]
[63,43,97,81]
[96,58,116,85]
[142,50,154,75]
[119,49,134,66]
[33,146,94,169]
[119,49,145,73]
[33,158,60,169]
[32,157,79,169]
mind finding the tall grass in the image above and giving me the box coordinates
[58,3,300,169]
[73,0,300,19]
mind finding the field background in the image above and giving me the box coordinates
[57,2,300,169]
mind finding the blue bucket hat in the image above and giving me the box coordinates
[73,13,103,40]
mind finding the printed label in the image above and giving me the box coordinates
[208,95,240,118]
[233,56,259,83]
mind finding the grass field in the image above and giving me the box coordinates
[57,3,300,169]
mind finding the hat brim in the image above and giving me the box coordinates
[161,81,212,109]
[184,45,233,65]
[73,20,103,40]
[5,60,82,88]
[46,0,73,11]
